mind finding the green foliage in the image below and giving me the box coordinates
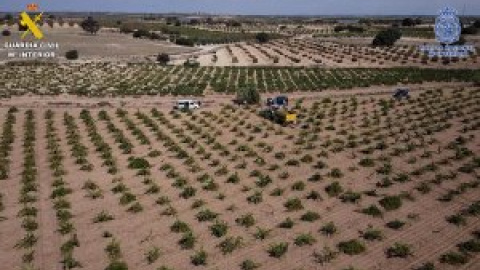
[294,233,317,246]
[386,242,412,258]
[236,86,260,105]
[267,242,289,258]
[373,28,402,46]
[284,197,303,211]
[236,213,256,228]
[145,247,161,264]
[337,239,366,255]
[440,251,469,265]
[218,236,244,254]
[240,259,261,270]
[300,211,321,222]
[210,220,229,237]
[190,249,207,266]
[325,181,344,197]
[379,196,402,211]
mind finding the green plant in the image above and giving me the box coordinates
[240,259,260,270]
[278,217,295,229]
[300,211,321,222]
[253,227,271,240]
[267,242,289,258]
[284,197,304,211]
[210,220,229,237]
[386,242,412,258]
[218,236,244,254]
[294,233,317,246]
[320,222,337,236]
[379,196,402,211]
[179,232,196,249]
[196,209,218,222]
[439,251,469,265]
[362,227,383,241]
[236,213,256,228]
[190,249,207,266]
[93,210,114,223]
[361,205,383,217]
[171,220,190,233]
[325,181,343,197]
[337,239,366,255]
[145,247,161,264]
[386,219,405,230]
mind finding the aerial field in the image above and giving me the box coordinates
[0,85,479,270]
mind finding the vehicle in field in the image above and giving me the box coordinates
[260,107,297,126]
[174,99,201,110]
[393,88,410,100]
[266,95,289,108]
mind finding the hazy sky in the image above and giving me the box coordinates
[1,0,479,15]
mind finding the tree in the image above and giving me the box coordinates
[236,86,260,105]
[157,53,170,65]
[255,32,270,43]
[65,50,79,60]
[402,18,416,27]
[474,20,480,28]
[175,37,194,47]
[372,28,402,47]
[80,16,100,35]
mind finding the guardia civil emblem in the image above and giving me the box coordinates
[434,7,461,45]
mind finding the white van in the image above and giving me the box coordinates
[174,100,201,110]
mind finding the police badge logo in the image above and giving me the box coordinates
[434,7,461,45]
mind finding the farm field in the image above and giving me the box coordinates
[190,39,479,68]
[0,86,479,270]
[0,62,479,97]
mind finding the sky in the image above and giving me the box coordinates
[1,0,479,16]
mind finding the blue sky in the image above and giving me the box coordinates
[1,0,479,15]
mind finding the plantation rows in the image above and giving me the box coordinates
[0,63,479,97]
[0,87,479,270]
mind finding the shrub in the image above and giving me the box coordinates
[386,219,405,230]
[278,217,294,229]
[179,232,196,249]
[240,259,260,270]
[372,28,402,46]
[294,233,316,246]
[196,209,218,222]
[190,249,207,266]
[414,262,435,270]
[440,251,469,265]
[386,242,412,258]
[457,239,480,253]
[340,191,361,203]
[218,236,243,254]
[145,247,161,264]
[320,222,337,236]
[379,196,402,211]
[105,261,128,270]
[65,50,79,60]
[2,29,11,36]
[446,214,466,226]
[210,220,228,237]
[255,32,270,43]
[284,197,303,211]
[325,181,343,197]
[236,213,255,228]
[128,157,150,169]
[176,37,195,47]
[359,158,375,167]
[337,239,366,255]
[329,168,343,178]
[361,205,383,217]
[268,242,289,258]
[93,210,114,223]
[171,220,190,233]
[236,86,260,105]
[300,211,321,222]
[157,53,170,65]
[253,227,271,240]
[362,227,383,241]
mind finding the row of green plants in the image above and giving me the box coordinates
[45,110,82,268]
[1,63,479,96]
